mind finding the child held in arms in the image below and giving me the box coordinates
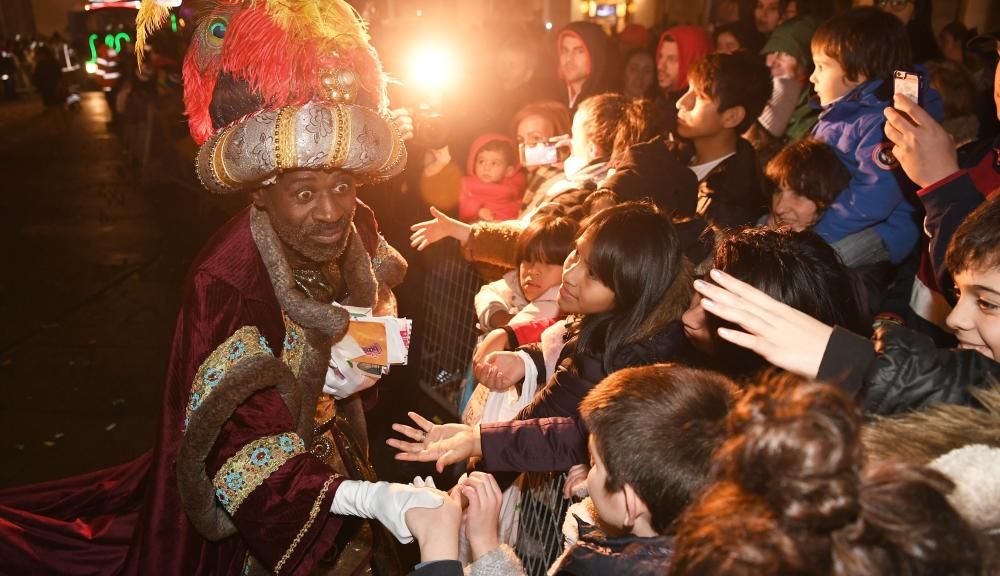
[459,135,526,223]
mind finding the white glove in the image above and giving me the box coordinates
[324,346,377,399]
[330,480,444,543]
[411,476,437,489]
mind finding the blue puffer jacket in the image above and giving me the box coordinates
[811,76,943,264]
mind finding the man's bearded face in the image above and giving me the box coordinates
[254,169,358,264]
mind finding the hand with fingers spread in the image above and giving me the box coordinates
[387,411,483,473]
[409,207,472,251]
[474,351,525,392]
[693,269,834,378]
[883,94,959,188]
[563,464,590,500]
[458,472,503,561]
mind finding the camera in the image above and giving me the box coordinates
[520,136,570,167]
[412,108,451,151]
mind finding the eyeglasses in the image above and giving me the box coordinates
[875,0,913,10]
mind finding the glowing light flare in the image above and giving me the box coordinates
[85,61,98,74]
[545,21,553,30]
[408,43,457,108]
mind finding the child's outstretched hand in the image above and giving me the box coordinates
[458,472,503,561]
[409,207,472,251]
[477,207,496,222]
[474,351,525,391]
[388,411,483,473]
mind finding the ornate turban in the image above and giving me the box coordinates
[136,0,406,192]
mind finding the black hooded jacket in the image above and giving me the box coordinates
[557,21,614,112]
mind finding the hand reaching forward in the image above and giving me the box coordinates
[404,486,462,562]
[387,411,483,473]
[693,269,834,379]
[562,464,590,500]
[409,207,472,251]
[883,94,959,188]
[474,351,525,392]
[458,472,503,561]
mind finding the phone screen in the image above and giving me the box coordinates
[893,70,920,104]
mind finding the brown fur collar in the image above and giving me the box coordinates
[250,207,376,342]
[862,383,1000,465]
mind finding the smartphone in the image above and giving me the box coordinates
[520,135,570,167]
[893,70,921,105]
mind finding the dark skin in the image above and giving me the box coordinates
[253,168,372,452]
[251,169,358,268]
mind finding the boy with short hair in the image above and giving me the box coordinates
[807,7,941,267]
[404,364,739,575]
[673,50,773,230]
[762,138,849,231]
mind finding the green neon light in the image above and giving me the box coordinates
[114,32,131,52]
[171,13,177,32]
[88,33,99,63]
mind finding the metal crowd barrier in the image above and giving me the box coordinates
[515,472,571,576]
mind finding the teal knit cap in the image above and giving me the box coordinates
[761,16,818,70]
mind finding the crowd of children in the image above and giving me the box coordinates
[393,2,1000,574]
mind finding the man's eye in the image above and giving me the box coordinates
[296,190,313,201]
[334,183,352,194]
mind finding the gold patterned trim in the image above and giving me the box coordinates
[377,113,405,176]
[185,326,274,429]
[275,474,338,575]
[280,312,305,377]
[275,106,298,171]
[324,103,349,171]
[212,125,240,190]
[212,433,307,515]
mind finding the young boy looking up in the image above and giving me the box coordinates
[403,364,739,575]
[763,138,849,231]
[674,50,773,230]
[807,7,941,267]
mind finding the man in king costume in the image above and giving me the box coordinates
[0,1,447,574]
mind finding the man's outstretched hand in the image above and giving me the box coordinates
[386,411,483,473]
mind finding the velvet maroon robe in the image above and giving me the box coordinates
[0,204,382,575]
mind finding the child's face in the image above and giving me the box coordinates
[474,149,512,184]
[519,260,563,302]
[715,31,741,54]
[766,51,801,79]
[587,435,629,532]
[946,266,1000,361]
[675,82,726,141]
[656,40,680,90]
[558,232,616,315]
[809,51,864,107]
[770,186,819,231]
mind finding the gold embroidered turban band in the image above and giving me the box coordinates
[196,70,406,194]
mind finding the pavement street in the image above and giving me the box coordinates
[0,92,229,488]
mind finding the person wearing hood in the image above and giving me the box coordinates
[459,134,527,223]
[758,16,818,142]
[655,25,712,137]
[556,21,612,113]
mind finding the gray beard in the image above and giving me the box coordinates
[270,212,354,264]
